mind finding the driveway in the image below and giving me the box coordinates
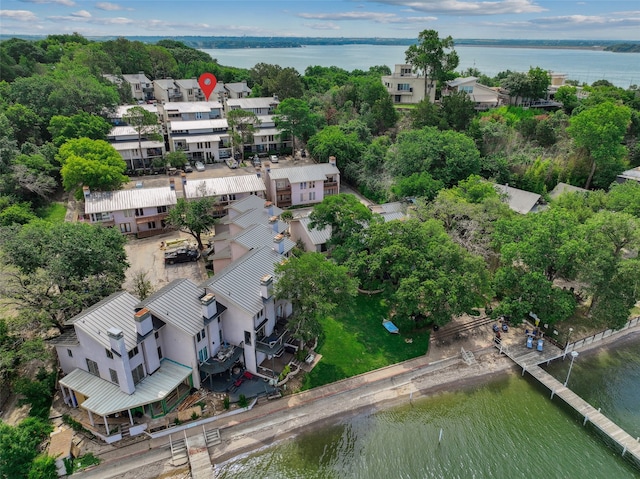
[123,230,207,294]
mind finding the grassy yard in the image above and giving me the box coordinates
[302,293,430,390]
[36,202,67,223]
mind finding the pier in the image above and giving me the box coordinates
[495,326,640,468]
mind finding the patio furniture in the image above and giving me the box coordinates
[243,371,253,380]
[382,319,400,334]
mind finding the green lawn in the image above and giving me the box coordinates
[302,294,430,389]
[36,202,67,223]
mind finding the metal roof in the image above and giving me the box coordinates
[154,79,176,89]
[184,135,221,144]
[184,176,266,199]
[254,128,280,137]
[296,216,331,245]
[161,101,223,113]
[59,359,192,416]
[84,187,177,214]
[111,104,158,118]
[369,202,405,214]
[203,246,283,316]
[495,184,542,214]
[170,119,228,132]
[381,211,407,222]
[447,76,477,87]
[228,195,282,215]
[65,291,140,352]
[267,163,339,183]
[109,125,139,137]
[112,140,164,150]
[230,208,287,233]
[549,182,588,200]
[122,73,151,84]
[174,78,199,89]
[48,329,79,347]
[139,279,209,336]
[227,97,278,110]
[233,224,295,253]
[224,82,252,93]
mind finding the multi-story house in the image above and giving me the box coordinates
[107,125,165,172]
[382,64,435,105]
[80,185,177,237]
[443,77,503,110]
[153,79,184,103]
[174,78,205,102]
[224,81,252,99]
[181,174,267,216]
[262,158,340,208]
[156,101,223,125]
[168,119,231,162]
[104,73,154,102]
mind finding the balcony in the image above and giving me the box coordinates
[168,90,183,99]
[324,180,337,187]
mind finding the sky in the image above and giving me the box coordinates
[1,0,639,40]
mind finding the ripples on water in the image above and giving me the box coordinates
[216,367,639,478]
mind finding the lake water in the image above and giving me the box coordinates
[216,336,640,478]
[202,44,640,88]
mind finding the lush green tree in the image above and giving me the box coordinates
[0,220,128,332]
[57,138,128,195]
[606,181,640,217]
[441,90,476,131]
[226,109,260,159]
[386,127,481,186]
[101,38,152,75]
[274,252,358,348]
[0,417,52,479]
[307,125,366,174]
[130,270,154,300]
[391,172,443,201]
[567,102,632,189]
[122,106,162,171]
[273,99,321,155]
[165,197,218,250]
[579,211,640,328]
[146,45,178,79]
[405,29,459,98]
[410,99,445,130]
[27,455,57,479]
[48,112,111,147]
[4,103,40,146]
[0,202,36,226]
[10,153,58,201]
[555,85,579,114]
[250,63,304,98]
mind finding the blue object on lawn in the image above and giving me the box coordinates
[383,319,400,334]
[537,339,544,351]
[526,336,533,349]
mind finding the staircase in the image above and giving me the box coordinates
[461,347,478,366]
[169,433,188,466]
[205,427,221,447]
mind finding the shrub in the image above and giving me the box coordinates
[191,412,199,421]
[279,365,291,381]
[223,396,230,410]
[237,394,248,408]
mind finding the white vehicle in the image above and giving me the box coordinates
[270,155,279,163]
[195,161,205,172]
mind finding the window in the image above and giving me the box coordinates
[401,67,412,75]
[397,83,411,91]
[300,182,307,189]
[106,349,113,359]
[147,221,157,229]
[198,347,209,363]
[197,329,206,342]
[187,89,193,95]
[119,223,131,234]
[124,210,134,217]
[86,359,99,377]
[67,349,73,357]
[154,331,159,339]
[461,85,474,94]
[157,346,163,359]
[157,205,167,214]
[135,208,144,217]
[244,331,252,345]
[128,346,139,359]
[228,194,236,201]
[300,193,304,202]
[309,191,316,201]
[109,368,119,385]
[132,364,145,385]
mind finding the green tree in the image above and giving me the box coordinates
[27,455,57,479]
[165,197,218,250]
[606,181,640,217]
[273,98,320,156]
[165,150,189,168]
[0,202,36,226]
[4,103,40,146]
[441,90,476,131]
[48,112,111,147]
[0,417,53,479]
[405,29,459,99]
[11,153,58,201]
[307,125,366,173]
[122,106,162,171]
[226,109,260,159]
[391,171,443,201]
[147,45,177,79]
[0,220,128,332]
[274,252,358,348]
[555,85,579,114]
[567,102,632,189]
[130,270,154,300]
[57,138,128,195]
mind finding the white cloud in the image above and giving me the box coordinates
[70,9,91,18]
[20,0,76,6]
[530,14,640,27]
[0,9,38,21]
[304,22,341,31]
[366,0,546,15]
[95,2,129,11]
[47,14,134,24]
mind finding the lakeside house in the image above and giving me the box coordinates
[495,184,544,214]
[442,77,504,110]
[382,64,435,105]
[616,166,640,184]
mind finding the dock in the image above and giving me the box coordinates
[495,335,640,468]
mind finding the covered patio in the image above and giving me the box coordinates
[58,359,193,440]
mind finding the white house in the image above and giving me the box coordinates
[495,184,544,214]
[382,64,435,105]
[168,119,231,162]
[157,101,223,124]
[443,77,503,110]
[262,158,340,208]
[226,97,279,116]
[107,125,165,172]
[81,185,177,237]
[224,81,252,99]
[289,216,331,253]
[153,79,183,103]
[105,73,154,102]
[180,174,267,216]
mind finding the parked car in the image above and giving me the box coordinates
[270,155,279,163]
[183,164,193,173]
[225,159,238,169]
[164,247,199,265]
[253,155,261,166]
[195,161,205,172]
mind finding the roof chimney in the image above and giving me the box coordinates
[264,201,274,216]
[83,186,91,198]
[134,308,153,337]
[274,234,285,255]
[269,215,279,232]
[201,293,217,319]
[169,178,176,191]
[107,327,126,357]
[260,274,273,299]
[329,156,337,167]
[181,172,187,198]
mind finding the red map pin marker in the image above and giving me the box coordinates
[198,73,217,101]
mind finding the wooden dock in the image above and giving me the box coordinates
[495,338,640,467]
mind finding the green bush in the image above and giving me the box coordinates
[237,394,248,408]
[28,455,57,479]
[223,396,230,410]
[0,417,53,479]
[191,411,199,421]
[279,364,291,381]
[14,368,56,419]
